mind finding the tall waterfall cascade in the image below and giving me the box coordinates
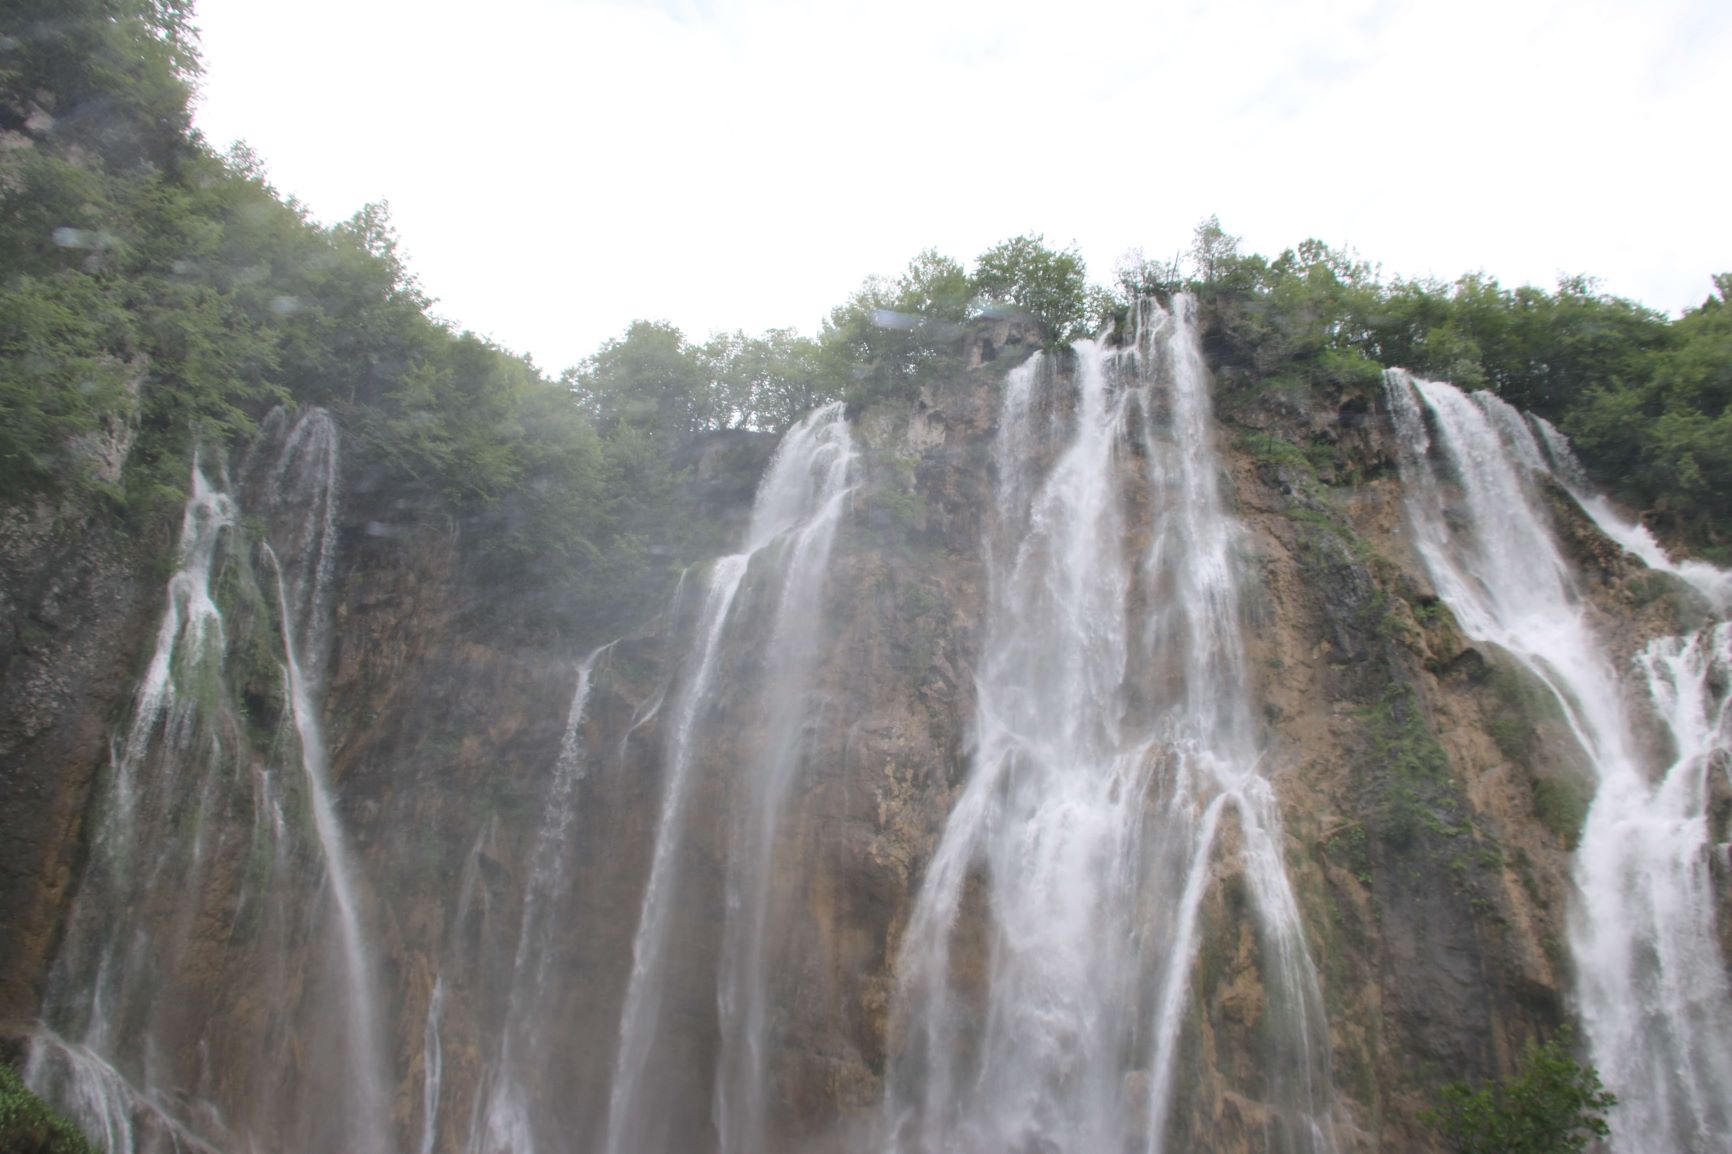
[881,298,1337,1154]
[1387,372,1732,1154]
[603,402,856,1154]
[21,317,1732,1154]
[25,408,393,1154]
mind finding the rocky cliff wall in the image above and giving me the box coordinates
[2,315,1721,1153]
[0,497,160,1031]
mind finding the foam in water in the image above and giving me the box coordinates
[1575,629,1732,1151]
[1386,371,1732,1154]
[882,299,1336,1154]
[602,402,855,1154]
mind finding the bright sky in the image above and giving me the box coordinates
[192,0,1732,374]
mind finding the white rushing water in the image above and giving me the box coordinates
[882,299,1336,1154]
[1528,416,1732,611]
[108,460,235,837]
[28,409,394,1154]
[420,977,446,1154]
[266,548,393,1154]
[602,402,855,1154]
[469,644,610,1154]
[259,408,392,1154]
[713,407,856,1154]
[26,456,238,1154]
[1386,372,1732,1154]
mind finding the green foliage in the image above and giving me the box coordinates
[0,0,198,172]
[1424,1031,1616,1154]
[8,0,1728,647]
[1190,223,1386,395]
[817,249,968,410]
[1359,683,1456,851]
[972,233,1089,342]
[0,1,641,639]
[816,235,1101,408]
[895,248,973,321]
[1190,215,1246,287]
[0,270,136,492]
[1567,278,1732,539]
[1529,777,1591,851]
[572,320,714,435]
[0,1062,98,1154]
[1183,213,1730,547]
[702,327,828,432]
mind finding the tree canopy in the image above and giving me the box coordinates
[3,0,1729,642]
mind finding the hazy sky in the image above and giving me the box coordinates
[192,0,1732,374]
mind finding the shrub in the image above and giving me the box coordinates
[1424,1030,1616,1154]
[0,1063,98,1154]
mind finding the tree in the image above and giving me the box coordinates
[817,247,978,409]
[571,320,715,434]
[1190,214,1242,286]
[1115,247,1183,301]
[1424,1031,1617,1154]
[894,248,973,320]
[972,233,1089,342]
[704,327,831,432]
[0,0,199,170]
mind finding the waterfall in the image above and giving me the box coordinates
[420,977,446,1154]
[106,460,235,841]
[27,408,394,1154]
[1529,416,1732,610]
[602,402,855,1154]
[1386,372,1732,1153]
[469,644,609,1154]
[26,455,238,1153]
[265,539,393,1154]
[881,298,1337,1154]
[1580,626,1732,1151]
[712,408,854,1154]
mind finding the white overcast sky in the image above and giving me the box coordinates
[191,0,1732,374]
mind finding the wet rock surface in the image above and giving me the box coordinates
[3,327,1725,1153]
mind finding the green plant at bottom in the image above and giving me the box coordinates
[1424,1029,1616,1154]
[0,1063,97,1154]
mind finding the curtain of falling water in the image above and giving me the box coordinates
[881,298,1337,1154]
[602,402,855,1154]
[1387,373,1732,1154]
[712,408,857,1154]
[27,409,394,1154]
[26,456,237,1154]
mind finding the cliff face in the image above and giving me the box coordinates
[2,315,1721,1154]
[0,497,160,1029]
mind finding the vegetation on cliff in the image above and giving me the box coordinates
[1172,219,1732,552]
[6,2,1725,583]
[1425,1032,1617,1154]
[2,6,1710,1149]
[0,1063,96,1154]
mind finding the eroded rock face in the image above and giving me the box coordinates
[5,321,1725,1154]
[0,498,158,1028]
